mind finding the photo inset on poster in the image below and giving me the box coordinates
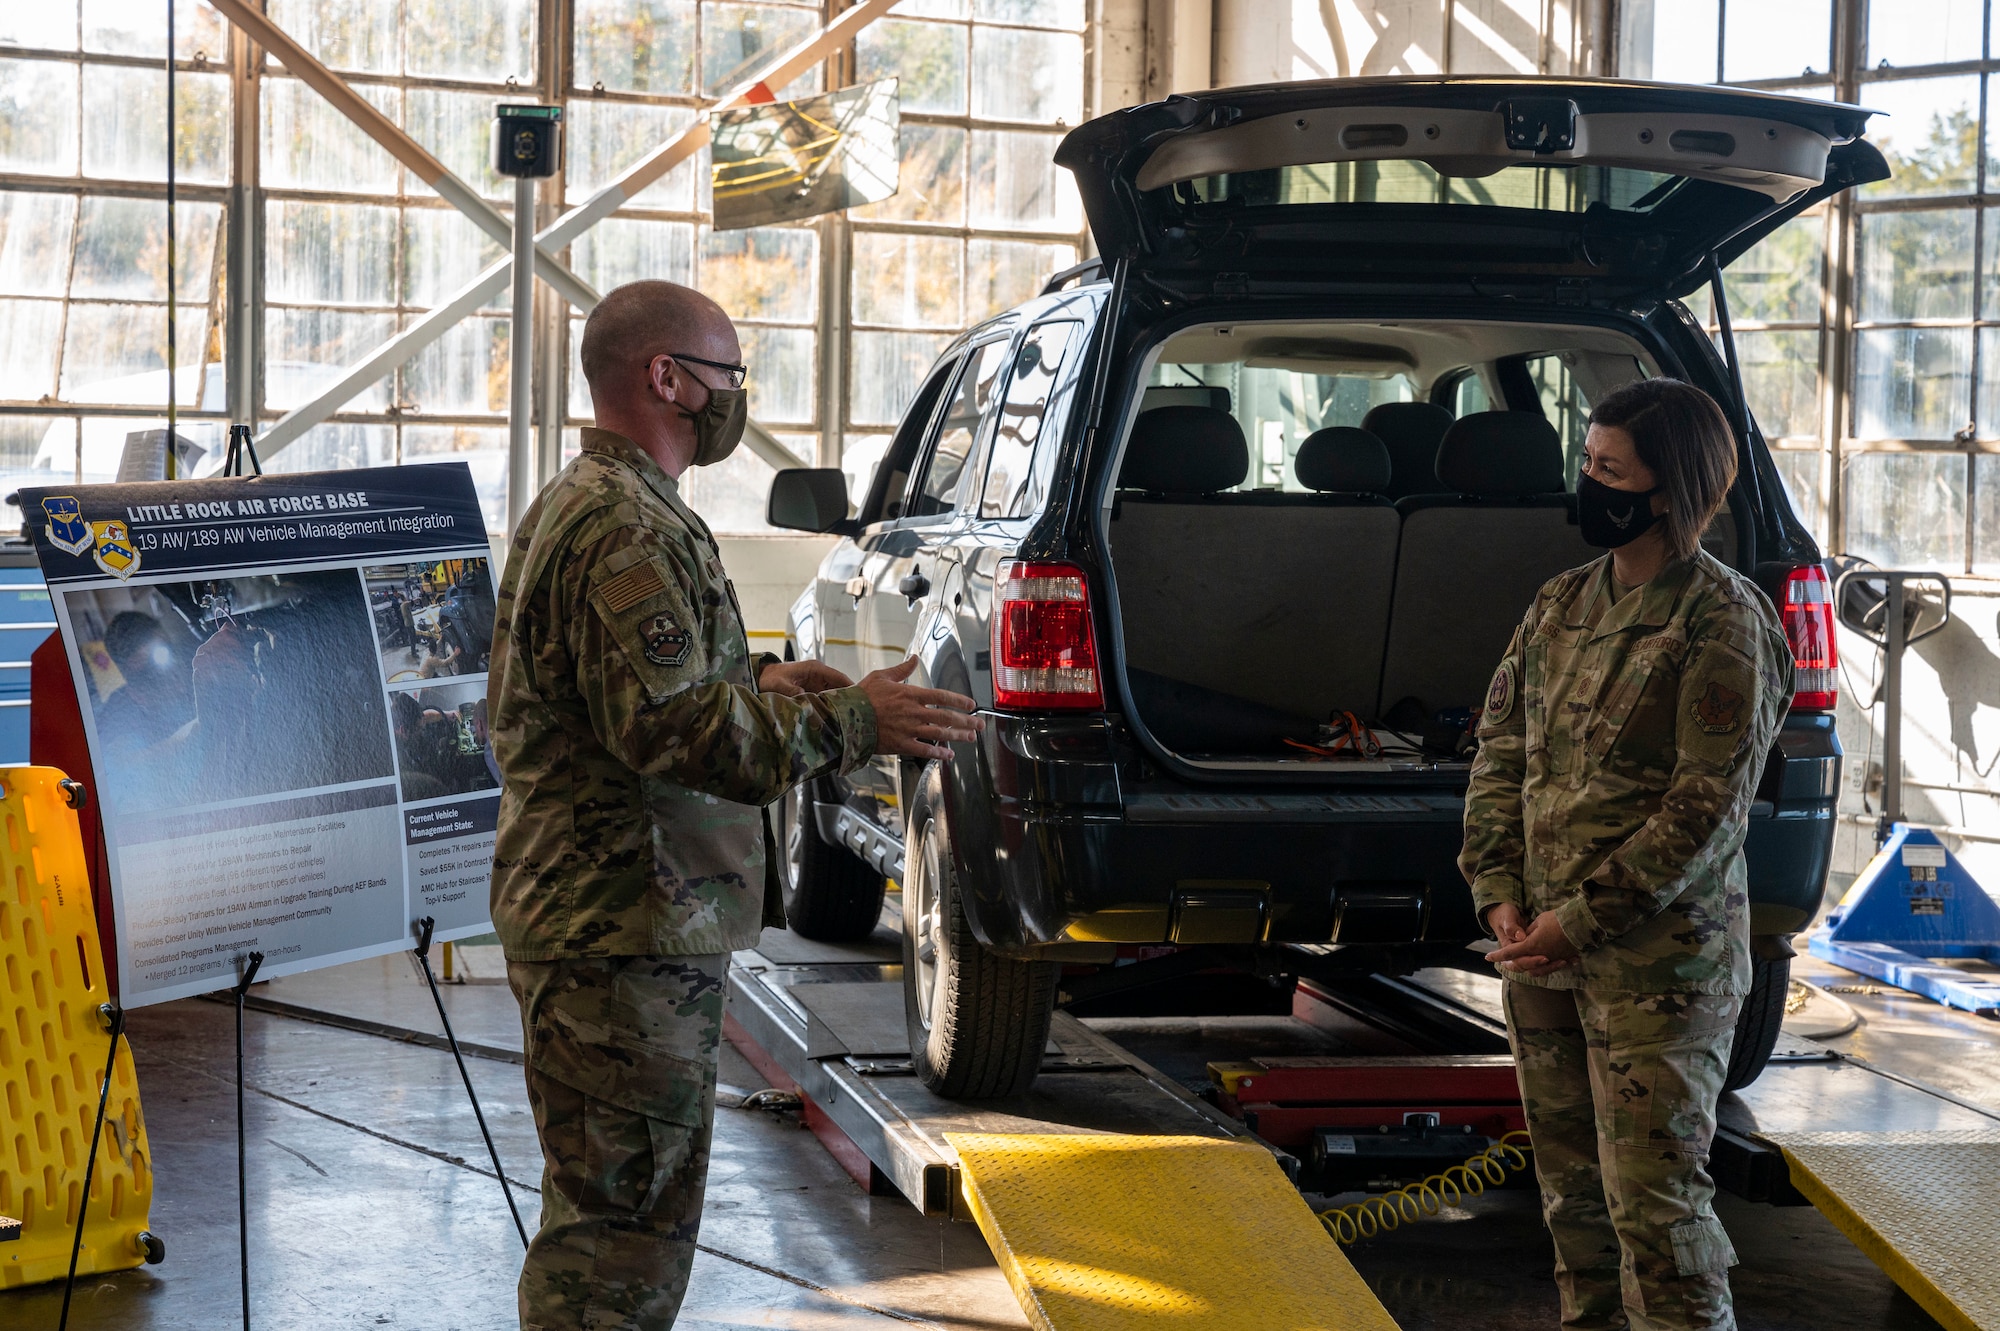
[66,570,396,814]
[391,679,497,802]
[365,557,497,685]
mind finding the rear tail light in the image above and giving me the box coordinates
[1781,564,1837,711]
[991,559,1103,710]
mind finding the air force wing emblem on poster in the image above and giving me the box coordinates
[90,520,140,580]
[42,497,90,555]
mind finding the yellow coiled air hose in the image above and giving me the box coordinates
[1316,1130,1534,1245]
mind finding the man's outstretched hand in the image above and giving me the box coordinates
[861,657,982,760]
[758,659,854,697]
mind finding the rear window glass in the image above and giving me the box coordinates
[1176,161,1683,213]
[1149,362,1419,492]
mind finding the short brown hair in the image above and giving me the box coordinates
[577,280,728,396]
[1587,378,1738,562]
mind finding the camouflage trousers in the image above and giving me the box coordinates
[1503,982,1742,1331]
[507,953,728,1331]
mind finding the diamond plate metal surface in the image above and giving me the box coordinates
[946,1131,1403,1331]
[1765,1130,2000,1331]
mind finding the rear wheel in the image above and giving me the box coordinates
[902,766,1055,1098]
[1723,953,1790,1092]
[773,778,887,942]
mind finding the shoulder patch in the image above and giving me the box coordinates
[639,611,693,667]
[1692,679,1745,734]
[1486,659,1517,723]
[599,560,668,614]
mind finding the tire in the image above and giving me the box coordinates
[1723,953,1790,1093]
[772,777,887,942]
[902,766,1056,1098]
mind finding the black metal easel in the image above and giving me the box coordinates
[224,423,264,478]
[233,951,263,1331]
[412,917,528,1247]
[54,1001,124,1331]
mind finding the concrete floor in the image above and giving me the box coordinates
[4,942,1994,1330]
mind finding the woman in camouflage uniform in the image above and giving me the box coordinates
[1461,378,1793,1331]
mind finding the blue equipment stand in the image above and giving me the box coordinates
[1809,823,2000,1017]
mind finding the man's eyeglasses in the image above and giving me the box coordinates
[665,352,747,390]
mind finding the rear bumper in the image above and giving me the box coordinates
[952,710,1841,953]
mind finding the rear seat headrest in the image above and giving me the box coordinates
[1294,427,1391,494]
[1120,405,1248,494]
[1434,411,1566,496]
[1360,401,1455,498]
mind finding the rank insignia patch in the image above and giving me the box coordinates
[1485,659,1516,724]
[1692,679,1745,734]
[90,520,140,580]
[641,612,691,667]
[42,497,90,556]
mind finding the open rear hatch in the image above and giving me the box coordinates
[1055,78,1886,302]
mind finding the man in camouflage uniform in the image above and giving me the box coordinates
[1461,382,1793,1331]
[490,280,980,1330]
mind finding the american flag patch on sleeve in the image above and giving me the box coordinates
[598,560,669,614]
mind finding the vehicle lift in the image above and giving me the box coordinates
[1811,569,2000,1018]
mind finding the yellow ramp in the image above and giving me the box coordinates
[1765,1130,2000,1331]
[946,1132,1401,1331]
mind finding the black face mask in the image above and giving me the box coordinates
[1576,472,1663,549]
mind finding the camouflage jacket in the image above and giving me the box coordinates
[1459,551,1792,994]
[489,428,877,960]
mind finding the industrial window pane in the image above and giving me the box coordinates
[969,130,1080,232]
[565,99,698,211]
[568,315,591,419]
[967,238,1073,322]
[850,330,950,427]
[1858,75,1981,198]
[570,217,696,292]
[573,0,697,95]
[82,0,226,59]
[404,424,508,534]
[1617,0,1717,82]
[0,193,77,297]
[406,89,514,202]
[1449,0,1542,76]
[852,231,962,329]
[1974,328,2000,435]
[893,0,968,19]
[700,3,821,97]
[72,415,225,479]
[0,58,80,175]
[1853,327,1972,440]
[680,445,777,532]
[403,208,506,309]
[1723,0,1832,81]
[264,422,396,473]
[266,201,397,307]
[1,5,80,50]
[700,226,817,323]
[856,20,967,115]
[1737,330,1822,441]
[1770,449,1825,539]
[1868,0,1984,69]
[1972,455,2000,572]
[0,299,64,399]
[1843,452,1964,569]
[970,28,1083,124]
[263,78,400,195]
[264,307,396,412]
[267,0,398,74]
[59,301,207,403]
[850,125,966,225]
[404,316,510,416]
[0,416,65,500]
[1725,214,1823,324]
[72,197,220,302]
[404,0,535,83]
[1858,210,1974,322]
[974,0,1084,27]
[81,65,229,185]
[739,324,815,424]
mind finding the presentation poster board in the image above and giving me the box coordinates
[19,463,500,1007]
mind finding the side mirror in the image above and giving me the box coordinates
[767,468,857,534]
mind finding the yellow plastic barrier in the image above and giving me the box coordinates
[0,766,156,1288]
